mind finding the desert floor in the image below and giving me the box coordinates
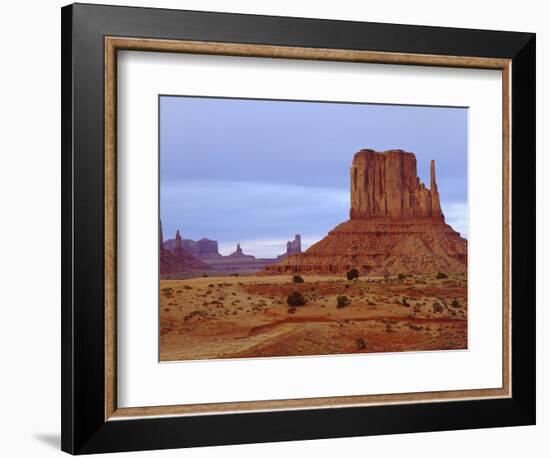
[160,273,467,361]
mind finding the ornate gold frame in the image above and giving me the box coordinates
[104,37,512,421]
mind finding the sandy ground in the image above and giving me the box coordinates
[160,273,467,361]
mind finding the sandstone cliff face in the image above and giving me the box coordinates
[350,149,443,221]
[266,149,466,276]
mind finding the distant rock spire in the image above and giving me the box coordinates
[286,234,302,255]
[174,230,183,255]
[429,160,444,222]
[430,160,438,192]
[227,242,254,259]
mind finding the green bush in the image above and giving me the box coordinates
[397,273,406,281]
[336,295,351,308]
[346,268,359,281]
[436,272,448,279]
[292,275,304,284]
[287,291,306,306]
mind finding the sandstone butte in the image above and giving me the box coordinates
[265,149,467,276]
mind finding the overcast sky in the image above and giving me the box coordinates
[160,96,468,258]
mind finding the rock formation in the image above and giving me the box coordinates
[163,236,221,260]
[160,226,209,276]
[227,243,255,259]
[287,234,302,255]
[277,234,302,259]
[195,238,222,259]
[350,150,444,221]
[265,149,467,276]
[162,233,278,275]
[173,230,184,255]
[202,242,278,274]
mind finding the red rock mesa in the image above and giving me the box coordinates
[266,149,467,275]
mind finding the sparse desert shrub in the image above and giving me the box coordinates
[183,285,193,290]
[292,275,304,284]
[356,338,368,350]
[336,295,351,309]
[397,273,406,281]
[432,303,444,313]
[401,297,411,307]
[184,310,208,321]
[436,272,448,279]
[451,299,461,308]
[287,291,306,306]
[346,268,359,281]
[161,287,174,298]
[287,307,297,314]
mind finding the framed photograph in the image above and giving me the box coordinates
[61,3,536,454]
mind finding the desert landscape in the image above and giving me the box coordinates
[160,272,467,361]
[159,149,468,361]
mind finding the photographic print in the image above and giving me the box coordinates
[159,96,468,361]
